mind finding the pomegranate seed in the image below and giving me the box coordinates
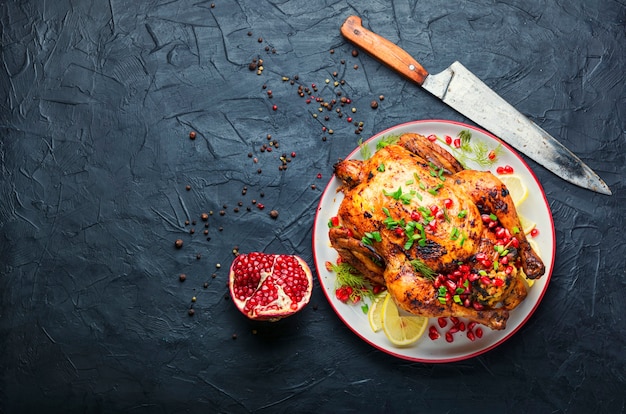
[445,332,454,343]
[434,275,445,288]
[325,261,333,271]
[448,326,459,334]
[450,316,459,325]
[272,104,278,111]
[496,166,505,174]
[430,205,439,215]
[453,138,461,148]
[410,211,421,221]
[488,150,496,160]
[458,322,466,332]
[468,322,477,331]
[428,327,440,340]
[443,198,453,209]
[445,279,457,292]
[438,317,448,328]
[494,278,505,287]
[473,302,484,310]
[427,134,438,142]
[394,227,404,236]
[475,327,483,338]
[504,165,514,174]
[530,228,540,237]
[445,135,452,145]
[316,173,322,179]
[467,331,476,341]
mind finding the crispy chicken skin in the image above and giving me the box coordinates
[329,133,545,330]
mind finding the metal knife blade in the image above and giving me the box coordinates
[341,16,612,195]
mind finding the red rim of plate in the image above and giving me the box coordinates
[312,119,555,363]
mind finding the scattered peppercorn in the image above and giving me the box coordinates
[179,273,187,282]
[175,239,184,249]
[270,210,279,219]
[201,213,209,221]
[188,308,195,316]
[185,185,191,191]
[352,49,359,57]
[189,131,196,140]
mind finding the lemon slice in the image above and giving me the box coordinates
[518,214,536,235]
[499,174,528,207]
[380,293,428,346]
[368,292,387,333]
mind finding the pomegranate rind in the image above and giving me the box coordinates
[228,252,313,321]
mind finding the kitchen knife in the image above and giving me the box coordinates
[341,16,612,195]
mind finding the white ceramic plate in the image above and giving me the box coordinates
[312,120,555,363]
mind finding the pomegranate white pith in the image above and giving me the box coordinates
[228,252,313,321]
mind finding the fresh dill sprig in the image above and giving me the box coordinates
[409,259,437,281]
[358,138,372,160]
[376,134,400,151]
[451,129,502,169]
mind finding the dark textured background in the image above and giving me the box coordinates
[1,0,625,412]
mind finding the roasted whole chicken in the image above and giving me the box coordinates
[329,133,545,330]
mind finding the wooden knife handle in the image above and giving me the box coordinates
[341,15,429,85]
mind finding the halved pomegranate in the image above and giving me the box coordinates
[228,252,313,321]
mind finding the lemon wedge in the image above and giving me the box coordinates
[380,292,428,346]
[518,214,536,235]
[499,174,528,207]
[368,292,387,333]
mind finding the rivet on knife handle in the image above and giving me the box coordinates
[341,16,429,85]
